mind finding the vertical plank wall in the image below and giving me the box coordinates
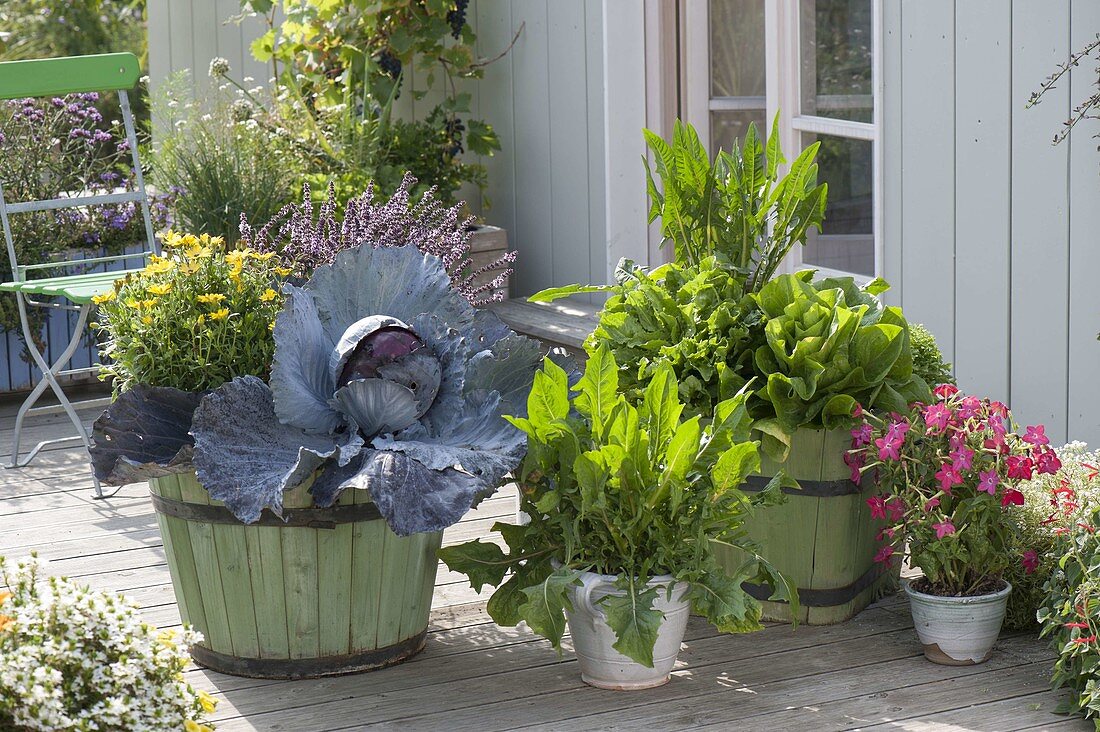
[884,0,1100,446]
[144,0,633,297]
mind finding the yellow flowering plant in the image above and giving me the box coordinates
[94,231,289,394]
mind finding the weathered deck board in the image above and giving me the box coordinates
[0,398,1090,731]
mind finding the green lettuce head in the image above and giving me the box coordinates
[751,271,931,460]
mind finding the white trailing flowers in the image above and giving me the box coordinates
[0,555,216,731]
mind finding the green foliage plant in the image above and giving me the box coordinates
[1007,442,1100,631]
[583,256,762,421]
[1038,503,1100,725]
[909,322,955,387]
[233,0,506,207]
[151,73,302,244]
[752,271,930,459]
[94,231,289,393]
[439,346,797,667]
[644,117,827,295]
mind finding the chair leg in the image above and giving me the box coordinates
[5,296,115,498]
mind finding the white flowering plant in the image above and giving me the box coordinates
[0,555,217,732]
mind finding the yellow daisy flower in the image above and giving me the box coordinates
[249,250,276,261]
[260,288,278,302]
[141,299,157,309]
[148,283,172,296]
[145,259,175,275]
[274,266,293,277]
[209,308,230,321]
[91,290,116,304]
[197,690,217,714]
[141,315,154,325]
[197,293,226,304]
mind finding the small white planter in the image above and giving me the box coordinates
[905,579,1011,666]
[565,570,690,690]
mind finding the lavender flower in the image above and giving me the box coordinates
[240,173,516,305]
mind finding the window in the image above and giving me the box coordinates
[684,0,882,280]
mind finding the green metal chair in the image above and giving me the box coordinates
[0,53,158,498]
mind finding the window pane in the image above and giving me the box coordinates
[802,133,874,276]
[710,109,767,155]
[799,0,873,123]
[710,0,766,98]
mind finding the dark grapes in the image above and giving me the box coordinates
[446,0,468,39]
[377,49,402,80]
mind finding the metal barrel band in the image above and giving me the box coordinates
[188,630,427,680]
[741,565,884,608]
[740,474,861,497]
[149,492,382,529]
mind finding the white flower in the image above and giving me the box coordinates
[209,57,231,78]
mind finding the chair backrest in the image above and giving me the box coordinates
[0,53,157,282]
[0,53,142,100]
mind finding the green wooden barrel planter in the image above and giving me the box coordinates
[149,472,441,679]
[715,428,894,625]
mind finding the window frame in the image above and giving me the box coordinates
[683,0,884,283]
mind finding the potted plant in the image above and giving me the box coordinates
[89,185,543,678]
[440,346,796,690]
[851,384,1059,665]
[0,554,217,731]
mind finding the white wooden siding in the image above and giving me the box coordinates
[884,0,1100,446]
[145,0,629,298]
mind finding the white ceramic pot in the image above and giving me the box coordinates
[905,579,1011,666]
[565,570,690,690]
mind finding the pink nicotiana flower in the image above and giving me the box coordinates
[1006,455,1034,481]
[1034,447,1062,476]
[867,495,887,520]
[1022,424,1049,446]
[949,445,975,472]
[933,384,959,399]
[923,497,941,512]
[923,403,952,433]
[876,435,902,462]
[1021,550,1039,575]
[957,395,981,421]
[873,545,895,564]
[876,527,896,541]
[932,521,956,539]
[978,469,999,495]
[853,403,864,419]
[935,463,962,493]
[886,499,904,522]
[1001,488,1025,507]
[844,450,866,485]
[851,423,873,448]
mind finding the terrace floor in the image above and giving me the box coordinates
[0,397,1091,732]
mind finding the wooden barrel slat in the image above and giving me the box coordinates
[717,427,891,625]
[148,472,440,678]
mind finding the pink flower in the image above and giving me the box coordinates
[1001,488,1025,507]
[1021,550,1039,575]
[923,403,952,433]
[876,435,902,462]
[978,470,999,495]
[935,463,962,493]
[987,414,1007,447]
[844,450,866,485]
[1034,447,1062,476]
[876,527,896,541]
[851,423,873,448]
[989,401,1009,418]
[886,499,904,522]
[1064,622,1090,629]
[949,430,968,451]
[933,383,959,399]
[949,445,974,472]
[923,497,941,512]
[1022,424,1049,446]
[873,545,895,564]
[852,403,864,419]
[1006,455,1034,481]
[932,521,956,539]
[867,495,888,520]
[957,396,981,421]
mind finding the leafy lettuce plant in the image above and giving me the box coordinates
[751,271,931,459]
[439,346,797,667]
[91,243,546,535]
[583,256,761,421]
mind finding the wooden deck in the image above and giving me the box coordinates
[0,398,1090,731]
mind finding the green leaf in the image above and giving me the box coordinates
[528,284,612,303]
[574,451,609,513]
[602,578,664,667]
[486,557,553,627]
[527,358,569,431]
[711,442,760,494]
[519,567,581,651]
[691,568,763,634]
[437,540,512,592]
[574,344,619,436]
[639,362,682,450]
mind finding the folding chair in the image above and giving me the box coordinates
[0,53,158,498]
